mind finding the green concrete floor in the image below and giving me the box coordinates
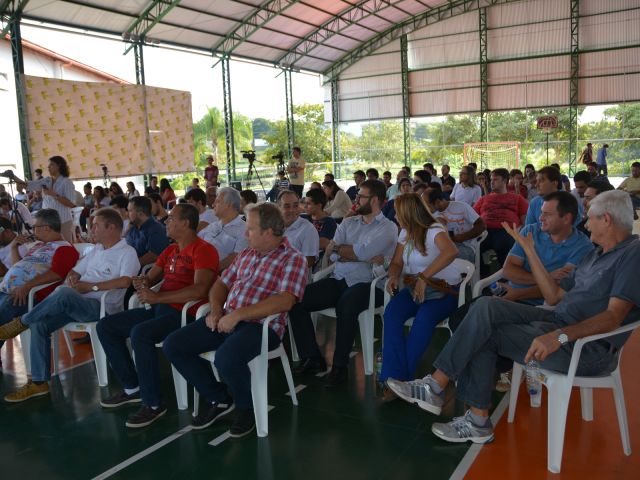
[0,319,503,480]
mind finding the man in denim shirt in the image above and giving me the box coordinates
[126,196,169,269]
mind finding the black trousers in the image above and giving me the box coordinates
[480,228,516,275]
[289,184,304,198]
[289,277,383,368]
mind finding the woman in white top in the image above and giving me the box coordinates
[322,180,353,219]
[450,166,482,206]
[381,193,461,399]
[17,156,76,242]
[125,181,140,199]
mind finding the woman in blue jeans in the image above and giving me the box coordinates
[381,193,461,401]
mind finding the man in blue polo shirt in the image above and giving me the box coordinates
[126,196,170,269]
[500,191,593,305]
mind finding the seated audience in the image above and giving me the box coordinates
[163,203,308,436]
[346,170,365,202]
[382,178,412,225]
[290,180,397,386]
[93,186,111,209]
[0,208,138,402]
[386,190,639,445]
[571,170,591,206]
[323,180,353,219]
[0,217,26,275]
[109,182,125,199]
[199,187,247,270]
[383,171,393,190]
[160,178,176,208]
[125,196,170,268]
[366,168,380,181]
[96,204,217,428]
[27,190,43,212]
[500,191,593,305]
[148,193,169,225]
[205,186,217,209]
[476,171,490,196]
[423,164,441,185]
[0,197,33,231]
[440,164,456,195]
[413,170,432,185]
[145,176,160,196]
[550,163,571,191]
[525,171,538,201]
[450,166,482,206]
[618,161,640,210]
[126,181,140,199]
[278,190,319,268]
[239,189,257,214]
[302,188,338,251]
[185,178,200,193]
[109,195,130,236]
[387,168,410,200]
[185,188,218,232]
[578,180,614,236]
[380,194,461,401]
[425,189,486,263]
[526,166,582,227]
[474,168,528,270]
[507,169,527,198]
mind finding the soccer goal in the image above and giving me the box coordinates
[463,142,520,171]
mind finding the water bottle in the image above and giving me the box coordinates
[525,360,542,407]
[490,282,505,296]
[375,351,383,376]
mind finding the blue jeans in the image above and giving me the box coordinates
[433,296,614,410]
[20,287,101,381]
[455,243,475,263]
[381,288,458,382]
[0,292,29,352]
[96,304,186,407]
[164,319,279,410]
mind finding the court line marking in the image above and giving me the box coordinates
[448,393,510,480]
[285,384,306,396]
[92,425,193,480]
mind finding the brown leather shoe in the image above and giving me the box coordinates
[0,318,29,340]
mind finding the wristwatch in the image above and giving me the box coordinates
[557,330,569,345]
[91,285,99,292]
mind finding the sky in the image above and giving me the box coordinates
[20,22,326,123]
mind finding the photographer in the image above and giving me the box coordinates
[12,156,77,242]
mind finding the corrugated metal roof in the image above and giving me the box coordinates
[2,0,452,74]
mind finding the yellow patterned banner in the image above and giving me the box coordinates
[23,75,194,179]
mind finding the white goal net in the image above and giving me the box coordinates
[463,142,520,171]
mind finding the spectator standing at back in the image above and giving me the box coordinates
[145,176,160,196]
[287,147,305,198]
[579,142,593,165]
[204,155,219,189]
[596,144,609,177]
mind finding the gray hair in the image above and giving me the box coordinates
[588,190,634,232]
[34,208,61,233]
[218,187,241,213]
[246,202,285,237]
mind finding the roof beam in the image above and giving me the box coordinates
[277,0,394,68]
[323,0,521,81]
[123,0,182,54]
[211,0,301,55]
[1,0,29,37]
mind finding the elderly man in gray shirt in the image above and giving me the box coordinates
[290,180,397,387]
[387,190,640,445]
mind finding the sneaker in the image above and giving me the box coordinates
[125,405,167,428]
[386,376,444,415]
[324,366,348,388]
[192,400,234,430]
[0,318,29,341]
[293,358,327,376]
[431,410,494,444]
[495,370,512,393]
[230,409,255,438]
[100,390,142,408]
[5,381,49,402]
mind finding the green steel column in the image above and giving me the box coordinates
[284,68,295,158]
[401,34,410,164]
[569,0,579,176]
[222,55,236,181]
[9,15,31,179]
[330,78,340,178]
[479,7,488,143]
[134,42,146,85]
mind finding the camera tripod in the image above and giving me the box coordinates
[245,157,266,195]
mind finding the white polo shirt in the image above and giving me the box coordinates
[199,208,218,227]
[284,216,319,258]
[200,215,247,261]
[450,183,482,206]
[73,238,140,314]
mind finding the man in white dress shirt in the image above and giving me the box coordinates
[278,190,319,268]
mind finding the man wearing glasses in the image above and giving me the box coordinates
[97,203,218,428]
[1,208,138,402]
[289,180,398,386]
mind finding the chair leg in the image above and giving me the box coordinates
[19,330,32,375]
[611,369,632,455]
[63,330,75,358]
[171,366,188,410]
[580,387,594,421]
[279,351,298,406]
[358,311,374,375]
[193,387,200,418]
[547,378,572,474]
[287,321,299,363]
[507,362,524,423]
[52,331,59,376]
[88,327,109,387]
[249,356,269,437]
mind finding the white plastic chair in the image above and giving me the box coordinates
[71,206,85,242]
[471,267,503,299]
[382,259,475,336]
[193,310,298,437]
[128,283,208,410]
[73,242,95,257]
[507,320,640,473]
[472,230,488,286]
[289,262,388,375]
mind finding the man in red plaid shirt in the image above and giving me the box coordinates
[164,202,308,437]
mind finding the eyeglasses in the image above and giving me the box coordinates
[357,193,374,199]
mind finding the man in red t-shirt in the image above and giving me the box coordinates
[0,209,78,354]
[474,168,528,273]
[97,203,218,428]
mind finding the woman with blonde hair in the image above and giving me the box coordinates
[381,193,462,400]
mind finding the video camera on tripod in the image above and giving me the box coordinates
[241,150,257,162]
